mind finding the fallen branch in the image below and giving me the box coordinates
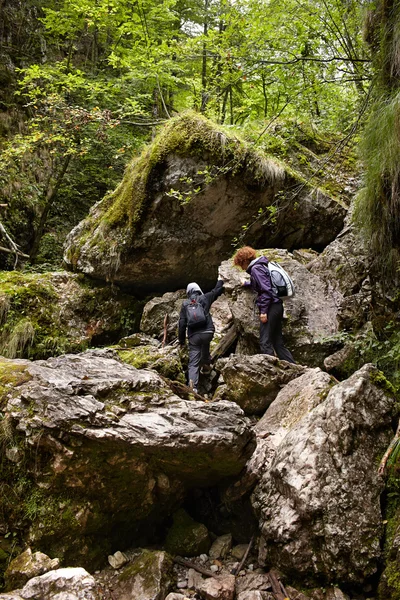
[268,569,289,600]
[231,535,254,575]
[159,375,207,402]
[210,323,237,362]
[0,220,26,267]
[0,246,29,258]
[173,556,219,579]
[162,314,169,347]
[378,419,400,476]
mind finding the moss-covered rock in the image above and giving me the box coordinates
[117,345,185,383]
[64,112,346,293]
[113,550,173,600]
[164,508,211,557]
[0,270,141,359]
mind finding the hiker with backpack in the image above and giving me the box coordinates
[178,280,224,393]
[234,246,296,364]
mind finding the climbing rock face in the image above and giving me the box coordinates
[1,349,255,567]
[214,354,307,415]
[222,368,335,502]
[307,223,371,330]
[219,250,341,367]
[63,114,346,293]
[252,364,395,584]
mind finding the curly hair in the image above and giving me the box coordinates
[233,246,257,270]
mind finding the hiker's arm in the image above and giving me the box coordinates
[204,280,224,305]
[252,266,274,314]
[178,304,187,345]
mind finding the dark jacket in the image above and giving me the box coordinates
[178,280,224,344]
[246,256,281,314]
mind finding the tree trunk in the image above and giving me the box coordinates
[29,154,72,263]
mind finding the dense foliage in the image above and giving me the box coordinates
[0,0,369,264]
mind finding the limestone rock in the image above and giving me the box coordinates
[165,594,189,600]
[140,290,186,340]
[5,548,59,592]
[325,588,350,600]
[252,364,395,584]
[237,592,274,600]
[2,349,255,567]
[223,368,334,502]
[108,551,129,570]
[140,290,232,348]
[164,509,211,557]
[231,544,249,560]
[209,534,232,560]
[198,574,236,600]
[218,250,341,367]
[215,354,307,415]
[19,567,100,600]
[307,224,371,330]
[64,114,345,293]
[235,572,272,596]
[110,550,173,600]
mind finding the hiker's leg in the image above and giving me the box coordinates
[259,319,275,356]
[200,332,213,366]
[268,302,296,364]
[188,333,203,389]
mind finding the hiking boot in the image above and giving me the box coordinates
[200,364,213,375]
[189,380,198,394]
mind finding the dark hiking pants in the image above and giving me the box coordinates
[259,302,296,363]
[188,331,214,388]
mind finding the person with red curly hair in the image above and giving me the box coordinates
[234,246,295,363]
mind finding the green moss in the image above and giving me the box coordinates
[69,111,283,269]
[118,347,185,383]
[370,369,396,398]
[0,361,31,406]
[164,509,210,557]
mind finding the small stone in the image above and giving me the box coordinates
[231,544,249,560]
[199,554,208,562]
[248,564,254,572]
[107,551,129,569]
[210,565,219,573]
[209,533,232,560]
[188,568,203,590]
[177,580,188,589]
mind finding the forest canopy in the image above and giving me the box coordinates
[0,0,371,265]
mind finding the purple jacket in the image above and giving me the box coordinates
[245,256,280,314]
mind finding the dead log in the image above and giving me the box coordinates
[378,419,400,476]
[162,313,169,347]
[210,323,237,362]
[231,535,254,575]
[268,569,289,600]
[159,374,207,402]
[173,556,219,579]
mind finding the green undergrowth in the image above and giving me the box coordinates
[325,323,400,395]
[0,270,141,360]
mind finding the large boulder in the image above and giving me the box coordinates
[63,113,346,293]
[252,364,395,585]
[214,354,307,415]
[0,568,101,600]
[219,250,341,366]
[0,349,255,567]
[110,550,173,600]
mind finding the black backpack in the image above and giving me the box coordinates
[185,295,207,328]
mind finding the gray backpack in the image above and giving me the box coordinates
[267,261,295,298]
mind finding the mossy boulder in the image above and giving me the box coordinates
[113,550,173,600]
[164,509,211,557]
[0,270,141,359]
[64,112,346,294]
